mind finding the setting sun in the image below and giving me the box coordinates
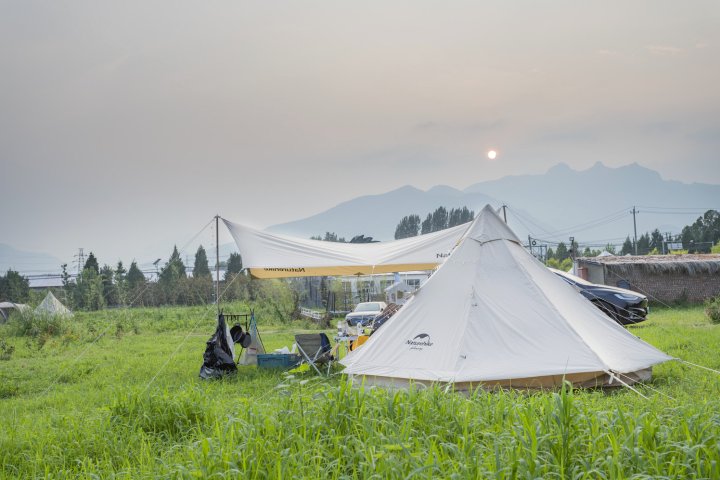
[488,150,497,160]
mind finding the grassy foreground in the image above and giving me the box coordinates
[1,304,719,479]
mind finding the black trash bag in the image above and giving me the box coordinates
[199,314,238,379]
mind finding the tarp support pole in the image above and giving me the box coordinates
[216,214,220,317]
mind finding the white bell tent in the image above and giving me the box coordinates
[340,205,672,389]
[35,291,73,317]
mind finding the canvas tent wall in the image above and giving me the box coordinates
[222,219,470,278]
[340,205,672,390]
[35,292,73,317]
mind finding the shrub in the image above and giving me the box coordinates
[705,297,720,324]
[6,311,83,348]
[0,338,14,360]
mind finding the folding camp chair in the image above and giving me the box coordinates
[294,333,334,375]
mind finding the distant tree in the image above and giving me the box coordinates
[408,214,421,237]
[84,252,99,274]
[310,232,348,243]
[159,246,187,304]
[0,269,30,303]
[100,264,118,306]
[160,246,186,283]
[604,243,617,255]
[620,236,634,255]
[546,258,572,272]
[702,209,720,243]
[394,214,421,239]
[555,242,569,261]
[349,235,377,243]
[650,229,664,253]
[74,267,105,310]
[431,207,449,233]
[225,253,243,281]
[680,209,720,248]
[448,207,474,228]
[115,261,128,305]
[637,233,651,255]
[60,263,75,308]
[126,261,146,290]
[421,214,432,234]
[415,206,473,235]
[546,247,555,260]
[559,258,573,271]
[323,232,346,243]
[60,263,72,289]
[193,245,211,278]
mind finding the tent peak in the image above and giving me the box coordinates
[464,204,521,245]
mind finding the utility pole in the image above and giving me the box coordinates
[631,206,639,255]
[74,248,85,276]
[502,204,508,223]
[215,214,220,317]
[528,235,532,257]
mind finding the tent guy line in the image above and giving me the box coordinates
[141,268,251,394]
[339,206,673,390]
[213,206,682,392]
[39,219,217,399]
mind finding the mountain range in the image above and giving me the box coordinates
[0,243,63,276]
[269,162,720,248]
[3,162,718,275]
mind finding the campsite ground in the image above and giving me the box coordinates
[0,303,719,479]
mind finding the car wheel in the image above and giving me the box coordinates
[592,299,622,325]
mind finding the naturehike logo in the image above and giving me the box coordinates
[262,267,306,273]
[436,252,450,259]
[407,333,433,350]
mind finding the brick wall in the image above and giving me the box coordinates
[603,268,720,304]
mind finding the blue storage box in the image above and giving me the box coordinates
[257,353,301,369]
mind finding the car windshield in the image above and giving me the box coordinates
[549,268,594,286]
[354,302,382,312]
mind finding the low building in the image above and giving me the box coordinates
[576,254,720,304]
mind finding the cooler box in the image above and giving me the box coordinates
[257,353,301,369]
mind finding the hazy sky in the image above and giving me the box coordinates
[1,1,719,268]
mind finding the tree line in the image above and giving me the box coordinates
[395,206,475,239]
[309,233,378,243]
[2,209,717,308]
[543,209,720,269]
[613,209,719,256]
[0,270,30,304]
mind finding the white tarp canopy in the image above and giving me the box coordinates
[35,291,73,317]
[222,219,469,278]
[341,205,672,389]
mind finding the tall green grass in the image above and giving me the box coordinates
[0,304,718,478]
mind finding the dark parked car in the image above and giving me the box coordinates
[550,268,648,325]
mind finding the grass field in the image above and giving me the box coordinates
[1,303,719,479]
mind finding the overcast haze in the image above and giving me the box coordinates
[1,1,719,268]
